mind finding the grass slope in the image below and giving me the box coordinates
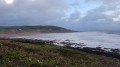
[0,39,120,67]
[0,26,72,33]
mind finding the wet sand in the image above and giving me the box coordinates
[0,32,42,38]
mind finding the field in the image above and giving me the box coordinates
[0,39,120,67]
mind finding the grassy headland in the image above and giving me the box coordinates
[0,39,120,67]
[0,26,73,33]
[0,25,73,38]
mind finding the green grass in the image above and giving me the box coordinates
[0,39,120,67]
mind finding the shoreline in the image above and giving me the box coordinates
[43,40,120,59]
[0,31,77,38]
[0,32,120,59]
[0,32,43,38]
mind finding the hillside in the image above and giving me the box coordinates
[0,26,73,33]
[0,39,120,67]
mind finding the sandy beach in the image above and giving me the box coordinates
[0,32,42,38]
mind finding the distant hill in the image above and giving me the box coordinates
[0,26,73,33]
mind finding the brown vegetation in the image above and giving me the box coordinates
[0,39,120,67]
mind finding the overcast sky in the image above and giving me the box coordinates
[0,0,120,31]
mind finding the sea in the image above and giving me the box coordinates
[13,32,120,49]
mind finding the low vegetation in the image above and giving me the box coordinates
[0,39,120,67]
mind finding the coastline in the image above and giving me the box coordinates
[0,31,76,38]
[0,32,120,59]
[44,40,120,59]
[0,32,43,38]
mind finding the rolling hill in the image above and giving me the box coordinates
[0,26,73,33]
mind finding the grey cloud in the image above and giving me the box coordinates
[0,0,120,32]
[69,12,81,21]
[72,5,120,32]
[86,0,120,3]
[0,0,66,26]
[71,2,80,6]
